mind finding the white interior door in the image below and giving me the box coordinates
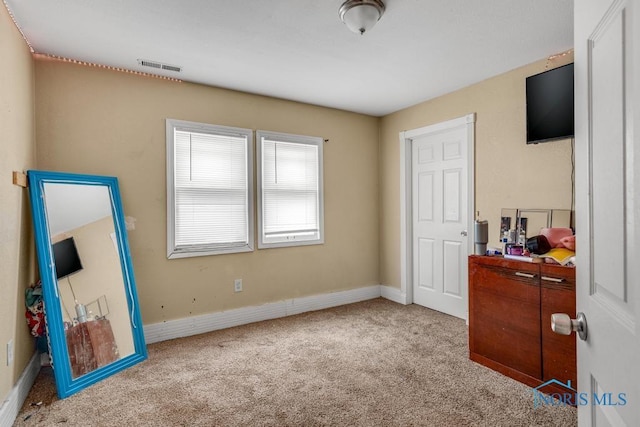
[574,0,640,425]
[409,116,473,319]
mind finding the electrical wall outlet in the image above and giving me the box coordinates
[234,279,242,292]
[7,339,14,366]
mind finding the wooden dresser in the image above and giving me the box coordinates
[66,318,119,378]
[468,255,576,395]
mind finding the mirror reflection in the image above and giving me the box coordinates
[499,208,572,243]
[44,183,135,379]
[516,209,552,241]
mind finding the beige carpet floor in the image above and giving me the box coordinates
[14,298,576,426]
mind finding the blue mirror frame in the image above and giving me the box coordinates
[28,170,147,398]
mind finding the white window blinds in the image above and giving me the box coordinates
[257,131,324,248]
[167,120,253,258]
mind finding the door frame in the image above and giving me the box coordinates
[398,113,476,310]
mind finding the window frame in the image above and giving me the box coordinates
[166,119,254,258]
[256,130,324,249]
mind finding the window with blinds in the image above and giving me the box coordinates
[166,119,254,258]
[257,131,324,248]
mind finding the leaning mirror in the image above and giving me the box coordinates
[28,170,147,398]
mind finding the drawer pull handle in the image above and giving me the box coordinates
[542,276,565,283]
[515,272,536,279]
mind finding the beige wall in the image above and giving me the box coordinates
[379,54,574,288]
[35,60,380,325]
[0,5,36,403]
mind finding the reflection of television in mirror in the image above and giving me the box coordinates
[526,63,574,144]
[52,237,83,280]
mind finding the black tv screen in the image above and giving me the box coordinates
[526,63,574,144]
[52,237,83,280]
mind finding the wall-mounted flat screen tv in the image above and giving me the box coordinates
[52,237,83,280]
[526,63,574,144]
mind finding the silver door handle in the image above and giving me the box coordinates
[460,230,468,236]
[551,312,588,341]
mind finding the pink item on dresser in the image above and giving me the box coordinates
[559,235,576,251]
[540,227,574,248]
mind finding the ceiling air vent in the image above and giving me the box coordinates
[137,59,182,73]
[161,64,181,72]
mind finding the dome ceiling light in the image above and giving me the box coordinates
[339,0,385,35]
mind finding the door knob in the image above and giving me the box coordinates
[551,312,588,341]
[460,230,468,236]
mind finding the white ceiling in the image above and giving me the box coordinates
[44,183,112,236]
[4,0,573,117]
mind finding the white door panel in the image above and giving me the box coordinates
[417,172,435,221]
[575,0,639,424]
[417,238,435,290]
[443,240,462,297]
[443,169,462,223]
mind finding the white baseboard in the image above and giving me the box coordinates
[0,352,41,427]
[144,285,382,344]
[380,285,409,305]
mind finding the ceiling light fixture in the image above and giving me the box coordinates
[339,0,385,35]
